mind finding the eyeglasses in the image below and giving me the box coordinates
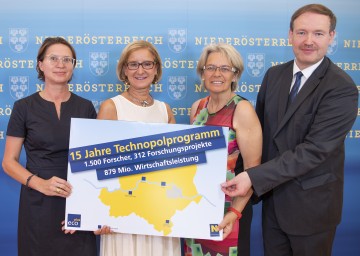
[46,55,76,65]
[126,61,156,70]
[203,65,237,74]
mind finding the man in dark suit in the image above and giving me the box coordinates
[221,4,358,256]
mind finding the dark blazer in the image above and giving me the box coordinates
[248,57,358,235]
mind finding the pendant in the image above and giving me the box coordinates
[141,100,149,107]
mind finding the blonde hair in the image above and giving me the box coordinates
[197,43,244,91]
[116,40,162,84]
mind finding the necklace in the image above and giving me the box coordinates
[127,92,153,107]
[208,94,234,113]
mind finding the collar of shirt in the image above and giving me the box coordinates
[291,57,324,91]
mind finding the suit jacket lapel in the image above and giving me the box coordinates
[277,64,294,124]
[274,57,330,138]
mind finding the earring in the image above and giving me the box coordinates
[124,80,130,91]
[152,74,158,84]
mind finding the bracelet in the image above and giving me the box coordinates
[25,173,38,189]
[228,207,242,220]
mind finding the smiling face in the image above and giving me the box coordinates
[202,52,237,94]
[289,12,335,70]
[124,48,158,89]
[38,43,74,85]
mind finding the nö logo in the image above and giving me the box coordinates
[209,224,220,237]
[67,214,81,228]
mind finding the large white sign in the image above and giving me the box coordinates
[65,118,228,240]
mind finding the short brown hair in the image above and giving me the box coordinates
[36,37,76,82]
[290,4,336,32]
[117,40,162,84]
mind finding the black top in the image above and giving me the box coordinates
[7,92,97,256]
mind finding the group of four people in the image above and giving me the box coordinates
[2,4,358,256]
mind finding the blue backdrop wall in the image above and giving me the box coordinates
[0,0,359,255]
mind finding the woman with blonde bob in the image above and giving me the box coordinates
[97,40,178,256]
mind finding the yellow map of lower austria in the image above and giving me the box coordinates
[99,165,201,235]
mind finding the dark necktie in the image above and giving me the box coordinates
[288,71,303,104]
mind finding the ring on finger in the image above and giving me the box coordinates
[56,187,60,194]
